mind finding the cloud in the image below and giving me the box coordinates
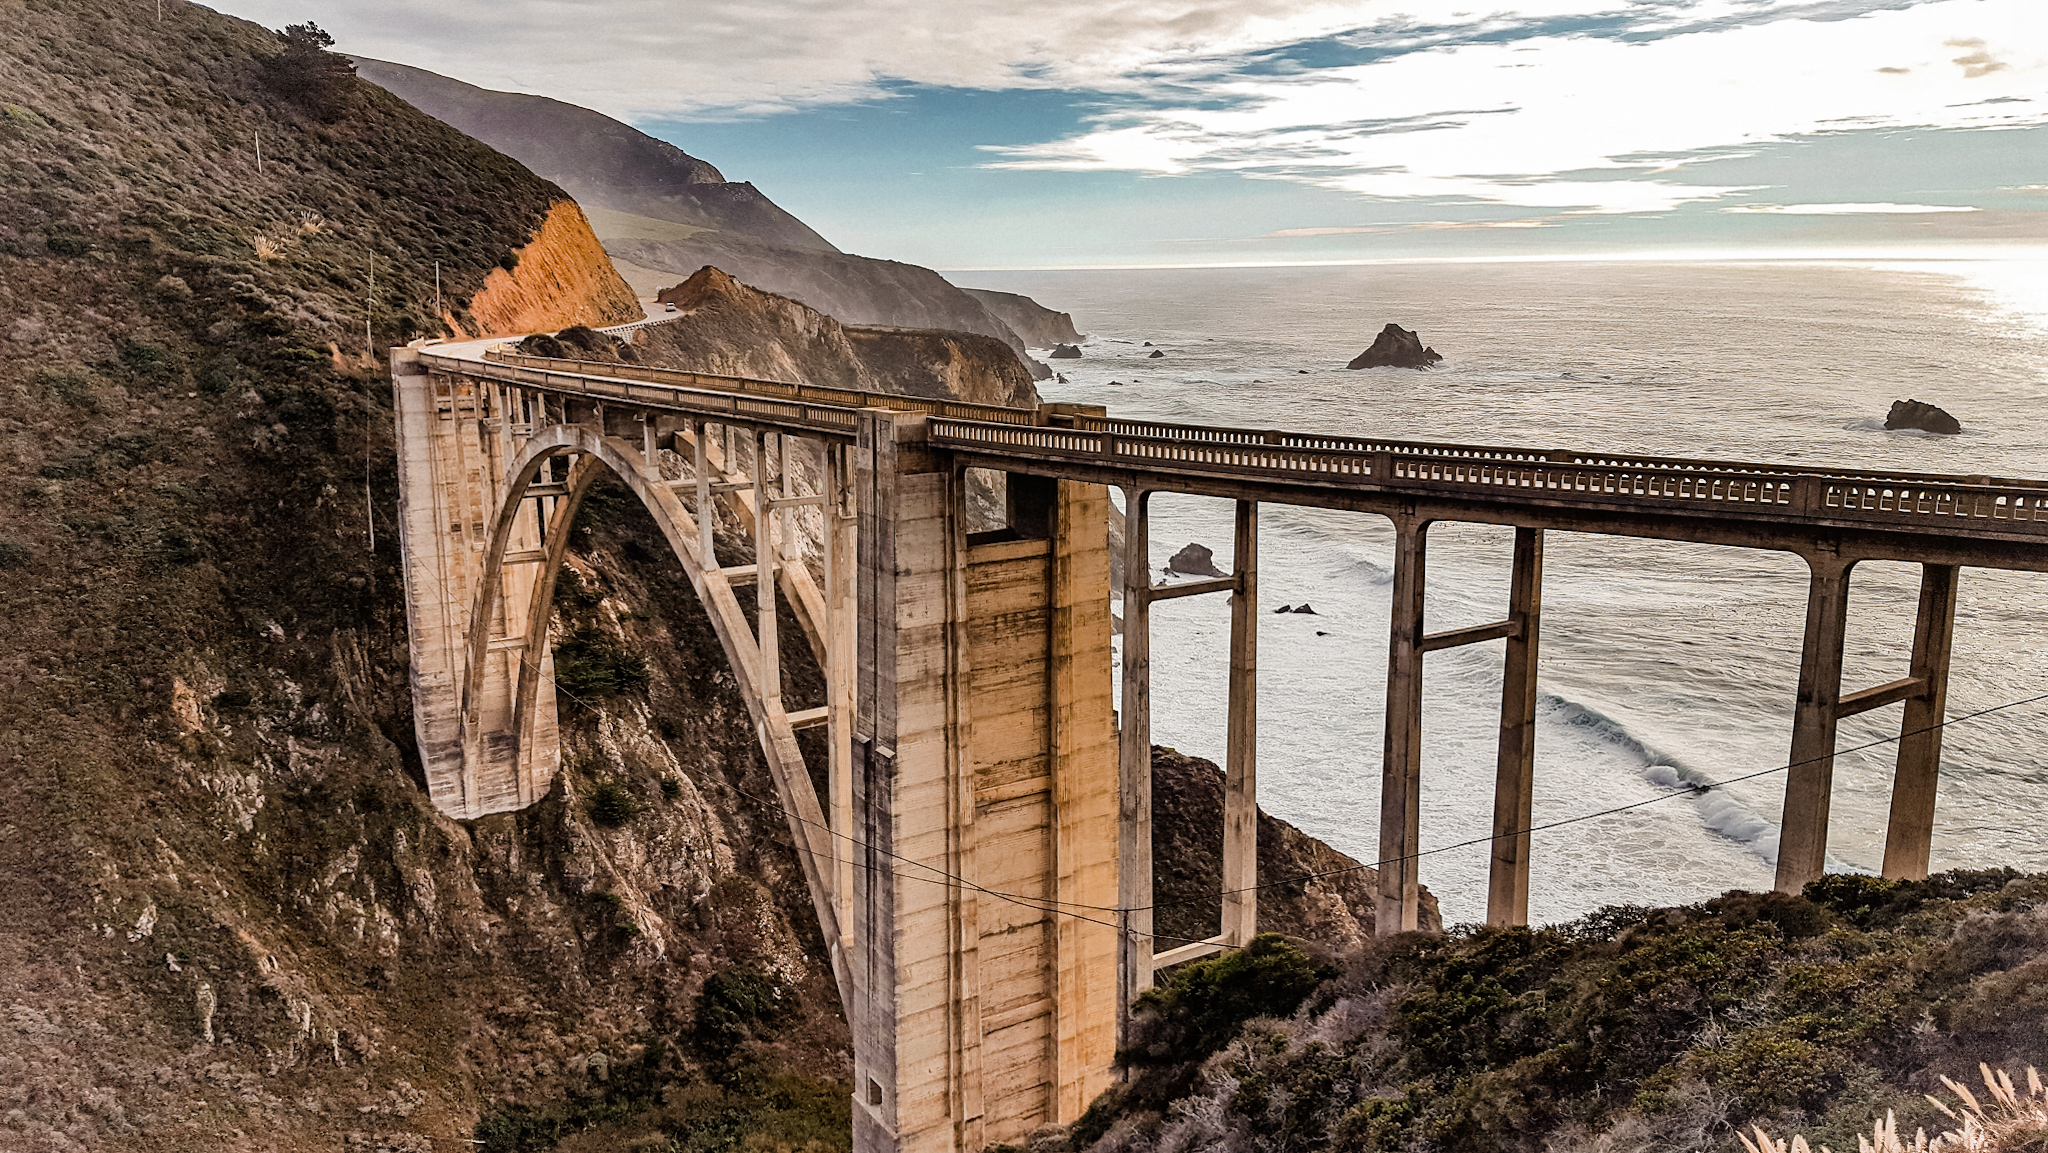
[983,0,2047,213]
[1722,202,1982,213]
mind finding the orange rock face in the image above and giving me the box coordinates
[461,200,642,336]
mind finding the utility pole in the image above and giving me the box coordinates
[364,246,374,362]
[434,260,441,331]
[254,128,262,175]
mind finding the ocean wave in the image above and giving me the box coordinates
[1541,694,1781,867]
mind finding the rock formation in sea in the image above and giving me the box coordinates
[1166,543,1226,578]
[1148,349,1165,358]
[1886,398,1962,435]
[1347,323,1443,369]
[1049,343,1083,359]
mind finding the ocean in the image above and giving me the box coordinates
[961,258,2048,927]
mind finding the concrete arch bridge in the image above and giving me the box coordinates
[391,340,2048,1153]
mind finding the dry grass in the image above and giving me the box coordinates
[1743,1065,2048,1153]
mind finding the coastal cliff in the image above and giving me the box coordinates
[353,59,1058,380]
[462,200,642,335]
[645,266,1039,407]
[963,287,1085,348]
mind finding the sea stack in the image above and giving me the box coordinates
[1347,323,1442,369]
[1885,399,1962,435]
[1166,543,1226,578]
[1049,343,1082,359]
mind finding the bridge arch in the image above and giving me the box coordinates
[456,420,850,995]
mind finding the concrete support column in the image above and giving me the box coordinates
[1116,487,1153,1043]
[694,421,715,568]
[756,429,781,712]
[1882,563,1960,880]
[1486,527,1544,927]
[1221,500,1259,946]
[827,443,859,949]
[1775,553,1856,894]
[1377,516,1429,935]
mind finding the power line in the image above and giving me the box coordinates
[531,658,2048,947]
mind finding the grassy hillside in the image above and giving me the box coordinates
[1071,871,2048,1153]
[0,3,844,1150]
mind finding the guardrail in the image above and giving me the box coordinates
[423,350,2048,541]
[930,417,2048,539]
[485,351,1044,427]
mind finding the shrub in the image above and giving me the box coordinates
[586,781,637,827]
[45,232,90,257]
[261,23,357,120]
[695,967,787,1054]
[553,622,648,703]
[0,538,29,569]
[660,776,682,801]
[1130,933,1334,1064]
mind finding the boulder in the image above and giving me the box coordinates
[1049,343,1082,359]
[1293,603,1318,615]
[1148,349,1164,358]
[1166,543,1226,578]
[1347,323,1442,369]
[1885,399,1961,435]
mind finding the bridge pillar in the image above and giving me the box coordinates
[1221,500,1259,947]
[1377,516,1430,933]
[1775,552,1856,894]
[1115,487,1153,1045]
[853,411,1119,1153]
[1486,526,1544,928]
[1881,563,1960,880]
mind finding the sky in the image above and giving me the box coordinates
[203,0,2047,269]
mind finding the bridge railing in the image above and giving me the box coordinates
[931,418,2048,538]
[429,350,2048,540]
[482,350,1046,427]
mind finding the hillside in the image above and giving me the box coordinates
[1073,871,2048,1153]
[349,59,1058,378]
[0,5,837,1150]
[349,59,837,256]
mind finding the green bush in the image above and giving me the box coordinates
[586,781,637,827]
[695,967,787,1055]
[553,622,649,703]
[1133,933,1334,1064]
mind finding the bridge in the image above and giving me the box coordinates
[389,336,2048,1153]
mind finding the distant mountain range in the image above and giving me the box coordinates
[352,59,1075,376]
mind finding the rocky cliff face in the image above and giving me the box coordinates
[645,266,1039,407]
[351,59,1056,380]
[963,288,1085,348]
[463,201,643,335]
[1151,747,1437,948]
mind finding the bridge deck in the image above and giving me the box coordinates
[429,347,2048,568]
